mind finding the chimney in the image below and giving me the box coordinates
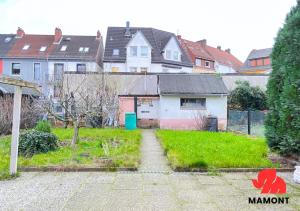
[54,27,62,44]
[16,27,25,38]
[197,39,207,46]
[177,35,182,40]
[124,21,131,37]
[225,48,231,54]
[96,30,101,39]
[217,46,222,50]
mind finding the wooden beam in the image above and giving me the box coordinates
[0,76,39,89]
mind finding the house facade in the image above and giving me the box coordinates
[0,27,103,102]
[103,22,193,73]
[177,36,243,73]
[239,48,272,74]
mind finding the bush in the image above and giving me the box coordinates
[228,81,267,110]
[18,130,58,157]
[265,2,300,155]
[35,120,51,133]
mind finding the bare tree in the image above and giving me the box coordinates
[193,110,209,130]
[39,68,119,146]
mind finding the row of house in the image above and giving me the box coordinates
[0,23,272,130]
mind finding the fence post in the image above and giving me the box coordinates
[247,109,251,135]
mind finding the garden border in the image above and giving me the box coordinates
[19,167,138,172]
[174,167,295,173]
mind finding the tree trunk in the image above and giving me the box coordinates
[71,120,80,146]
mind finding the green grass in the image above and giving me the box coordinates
[156,130,275,169]
[0,128,141,179]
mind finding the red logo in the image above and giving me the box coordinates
[252,169,286,194]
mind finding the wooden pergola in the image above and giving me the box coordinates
[0,76,39,175]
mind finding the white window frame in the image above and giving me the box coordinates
[180,98,206,110]
[173,51,179,61]
[79,47,84,52]
[140,46,148,57]
[129,46,137,57]
[195,58,201,66]
[205,61,210,68]
[84,47,89,52]
[166,50,172,60]
[33,62,41,81]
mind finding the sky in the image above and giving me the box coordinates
[0,0,297,61]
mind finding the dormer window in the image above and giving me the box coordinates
[4,37,12,43]
[113,49,119,56]
[22,45,30,50]
[60,45,67,51]
[40,46,47,52]
[79,47,84,52]
[129,46,137,57]
[141,46,148,57]
[84,47,89,52]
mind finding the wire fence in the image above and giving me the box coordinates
[227,110,266,137]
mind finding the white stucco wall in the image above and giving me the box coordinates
[159,95,227,130]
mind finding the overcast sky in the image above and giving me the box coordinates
[0,0,296,61]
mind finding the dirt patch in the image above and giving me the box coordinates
[268,153,299,168]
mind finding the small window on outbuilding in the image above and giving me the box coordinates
[180,98,206,109]
[77,64,86,72]
[12,63,21,75]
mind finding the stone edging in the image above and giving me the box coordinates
[19,167,138,172]
[174,167,295,173]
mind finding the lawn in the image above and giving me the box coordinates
[156,130,275,169]
[0,128,141,179]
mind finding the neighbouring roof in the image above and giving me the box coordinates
[159,74,228,95]
[49,35,101,61]
[104,27,192,67]
[0,34,17,57]
[205,45,243,70]
[6,34,55,59]
[247,48,272,60]
[178,38,214,61]
[0,83,40,96]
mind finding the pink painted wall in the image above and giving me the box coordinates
[160,118,227,131]
[119,97,134,126]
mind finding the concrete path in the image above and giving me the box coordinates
[139,129,171,173]
[0,172,299,210]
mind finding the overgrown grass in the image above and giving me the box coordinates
[156,130,275,169]
[0,128,141,179]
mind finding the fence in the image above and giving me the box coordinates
[227,110,266,137]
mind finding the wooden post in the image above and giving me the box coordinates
[9,86,22,175]
[247,109,251,135]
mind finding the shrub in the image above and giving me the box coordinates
[18,130,58,157]
[265,2,300,155]
[35,120,51,133]
[228,81,267,110]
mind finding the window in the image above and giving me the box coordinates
[22,45,30,50]
[54,104,63,113]
[77,64,86,72]
[264,57,271,65]
[250,60,256,67]
[256,59,263,66]
[130,46,137,57]
[34,63,41,80]
[12,63,20,75]
[84,47,89,52]
[205,61,210,68]
[112,67,119,72]
[54,63,64,80]
[4,37,12,43]
[130,67,137,72]
[79,47,84,52]
[53,86,60,98]
[140,67,148,73]
[195,58,201,66]
[113,49,119,56]
[173,51,179,61]
[40,46,47,52]
[180,98,206,109]
[60,45,67,51]
[141,46,148,57]
[166,50,171,60]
